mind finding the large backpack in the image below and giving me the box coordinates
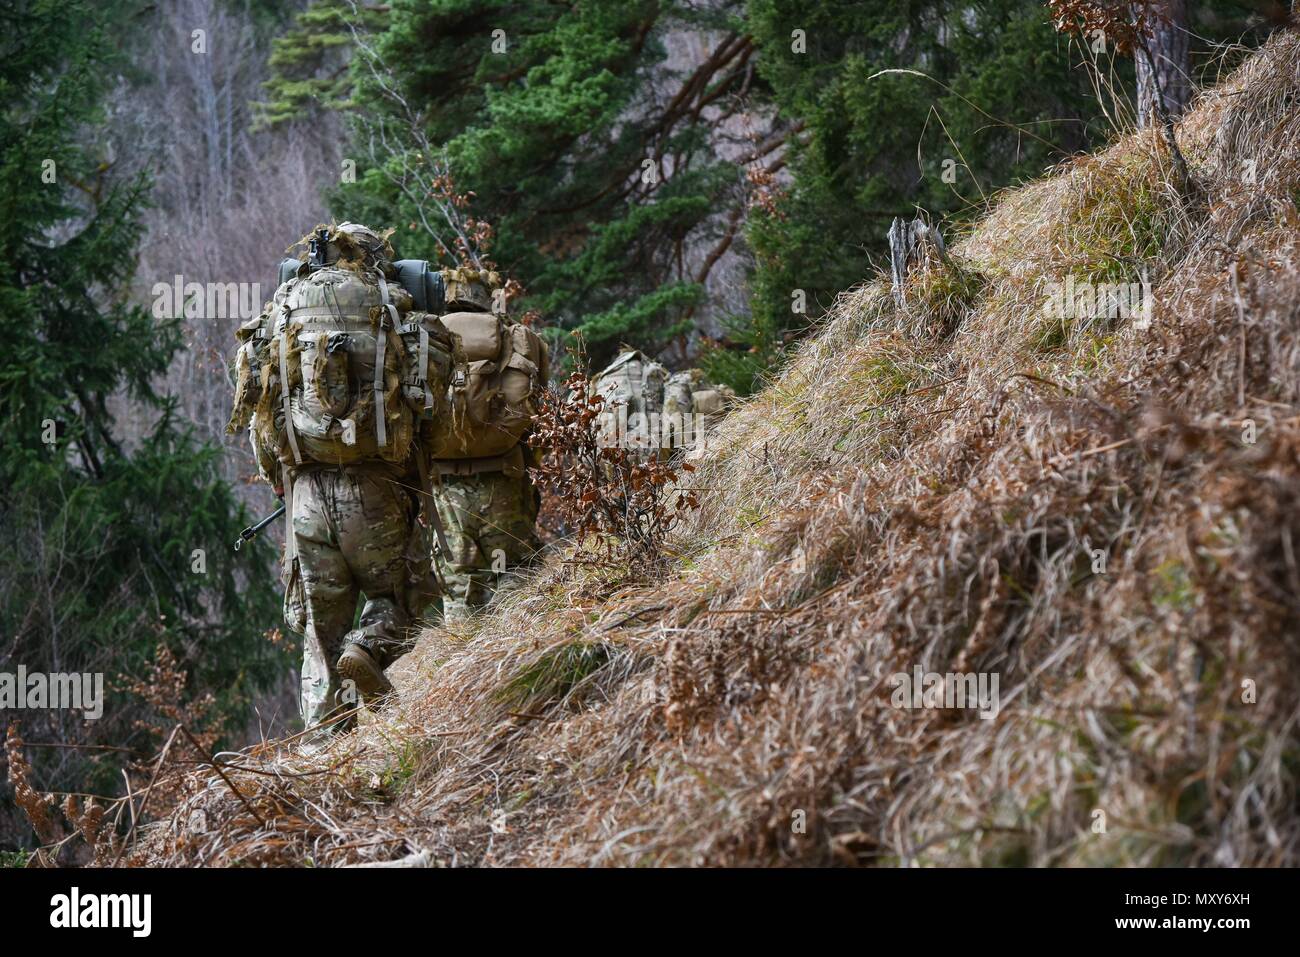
[434,307,550,464]
[228,260,459,471]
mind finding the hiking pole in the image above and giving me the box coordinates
[234,502,286,552]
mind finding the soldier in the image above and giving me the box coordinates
[228,223,455,738]
[591,348,734,456]
[432,456,541,624]
[428,268,549,624]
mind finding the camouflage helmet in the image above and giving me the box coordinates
[335,222,393,262]
[295,222,394,269]
[442,265,502,313]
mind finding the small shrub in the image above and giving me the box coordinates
[529,358,700,574]
[497,641,613,710]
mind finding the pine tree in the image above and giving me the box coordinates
[0,0,288,834]
[727,0,1264,393]
[269,0,769,368]
[257,0,386,126]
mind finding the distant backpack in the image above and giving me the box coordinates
[663,368,735,420]
[593,352,733,451]
[434,307,549,463]
[593,350,669,419]
[228,260,459,470]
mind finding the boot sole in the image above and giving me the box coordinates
[337,649,394,701]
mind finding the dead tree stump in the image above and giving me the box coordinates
[888,215,948,307]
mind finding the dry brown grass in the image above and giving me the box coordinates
[118,31,1300,867]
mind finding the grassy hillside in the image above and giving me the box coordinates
[138,31,1300,868]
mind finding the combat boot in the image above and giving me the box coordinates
[336,644,394,704]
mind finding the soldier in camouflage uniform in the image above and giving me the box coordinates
[231,223,448,736]
[433,450,540,624]
[428,269,547,624]
[289,464,432,729]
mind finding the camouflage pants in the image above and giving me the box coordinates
[432,471,540,623]
[287,467,434,729]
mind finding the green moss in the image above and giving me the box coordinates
[1076,333,1116,373]
[497,641,612,710]
[861,353,914,401]
[1152,560,1195,612]
[1064,157,1165,283]
[908,256,988,337]
[1027,154,1168,355]
[1031,315,1070,352]
[369,738,429,798]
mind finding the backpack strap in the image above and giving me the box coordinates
[278,335,303,466]
[374,274,401,449]
[419,325,433,412]
[436,456,503,476]
[376,273,401,325]
[276,287,305,570]
[415,450,451,592]
[434,446,523,477]
[373,327,388,448]
[399,319,435,413]
[281,475,295,578]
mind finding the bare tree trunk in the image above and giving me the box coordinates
[1134,0,1192,129]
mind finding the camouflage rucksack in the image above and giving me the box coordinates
[592,350,733,452]
[432,267,550,470]
[227,224,460,471]
[663,368,735,421]
[592,349,668,418]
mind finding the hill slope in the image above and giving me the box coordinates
[143,32,1300,867]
